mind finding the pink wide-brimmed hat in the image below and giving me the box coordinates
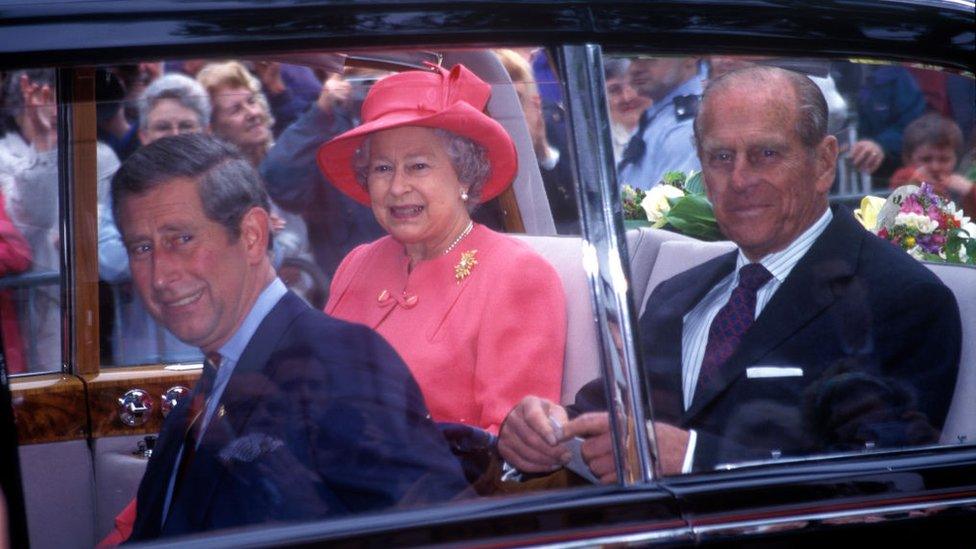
[316,63,518,205]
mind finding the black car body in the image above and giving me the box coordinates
[0,0,973,547]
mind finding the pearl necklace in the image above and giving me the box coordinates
[443,221,474,255]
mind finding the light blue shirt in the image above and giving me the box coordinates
[161,277,289,525]
[617,75,703,190]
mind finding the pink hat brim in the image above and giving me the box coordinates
[317,101,518,206]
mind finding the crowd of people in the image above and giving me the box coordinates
[0,49,969,543]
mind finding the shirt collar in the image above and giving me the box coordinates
[215,278,288,364]
[642,73,705,120]
[734,207,833,282]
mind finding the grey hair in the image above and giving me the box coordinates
[2,69,55,121]
[138,73,212,131]
[352,128,491,210]
[111,133,271,244]
[603,58,631,81]
[694,65,828,151]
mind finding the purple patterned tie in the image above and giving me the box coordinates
[697,263,773,393]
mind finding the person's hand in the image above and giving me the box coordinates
[317,73,352,115]
[943,174,975,197]
[848,140,885,174]
[19,74,57,151]
[497,396,571,473]
[252,61,286,96]
[139,62,163,83]
[561,412,616,484]
[652,421,690,475]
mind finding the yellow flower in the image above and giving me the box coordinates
[854,195,886,231]
[904,236,916,248]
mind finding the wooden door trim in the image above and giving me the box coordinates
[62,66,100,377]
[10,374,87,444]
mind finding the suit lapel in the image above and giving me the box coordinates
[684,208,864,421]
[642,251,737,423]
[165,293,307,533]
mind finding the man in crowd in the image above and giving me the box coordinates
[498,66,961,479]
[616,56,702,189]
[114,134,467,540]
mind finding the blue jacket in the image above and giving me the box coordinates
[857,66,926,158]
[129,292,469,540]
[571,208,961,471]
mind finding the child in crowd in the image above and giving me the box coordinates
[890,112,975,216]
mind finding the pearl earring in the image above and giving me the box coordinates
[460,189,469,201]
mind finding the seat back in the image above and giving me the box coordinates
[925,263,976,445]
[511,235,599,404]
[637,237,735,315]
[625,227,698,312]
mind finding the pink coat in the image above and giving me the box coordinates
[326,224,566,433]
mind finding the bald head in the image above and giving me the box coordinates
[694,65,829,153]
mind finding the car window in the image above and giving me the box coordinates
[606,53,975,475]
[0,68,63,375]
[5,46,621,547]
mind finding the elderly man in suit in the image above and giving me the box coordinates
[498,65,961,479]
[113,134,468,540]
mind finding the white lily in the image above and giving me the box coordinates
[640,184,685,227]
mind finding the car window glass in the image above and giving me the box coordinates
[0,68,63,375]
[69,46,613,544]
[607,53,975,475]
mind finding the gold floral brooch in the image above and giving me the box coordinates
[454,250,478,282]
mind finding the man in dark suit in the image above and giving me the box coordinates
[112,134,468,540]
[497,66,961,479]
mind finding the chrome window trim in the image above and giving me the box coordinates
[692,496,976,541]
[529,526,694,548]
[559,43,656,484]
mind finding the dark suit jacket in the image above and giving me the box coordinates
[129,292,469,540]
[573,207,961,471]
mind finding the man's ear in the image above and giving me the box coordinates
[239,206,271,264]
[814,135,839,194]
[138,130,150,146]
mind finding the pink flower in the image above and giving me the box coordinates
[901,195,924,215]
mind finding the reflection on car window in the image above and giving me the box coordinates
[60,47,598,544]
[608,54,974,474]
[0,69,62,374]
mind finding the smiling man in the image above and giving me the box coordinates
[112,134,467,540]
[498,65,962,479]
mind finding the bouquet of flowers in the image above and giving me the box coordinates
[621,171,723,241]
[855,182,976,265]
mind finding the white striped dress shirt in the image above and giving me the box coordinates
[680,207,833,409]
[675,208,832,473]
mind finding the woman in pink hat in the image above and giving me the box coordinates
[318,64,566,434]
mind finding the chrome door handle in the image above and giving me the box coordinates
[161,386,190,418]
[118,389,154,426]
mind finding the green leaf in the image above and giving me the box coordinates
[684,172,705,195]
[660,171,687,187]
[662,195,723,241]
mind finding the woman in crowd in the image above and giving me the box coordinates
[604,58,651,165]
[318,64,566,434]
[196,61,275,166]
[196,61,311,265]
